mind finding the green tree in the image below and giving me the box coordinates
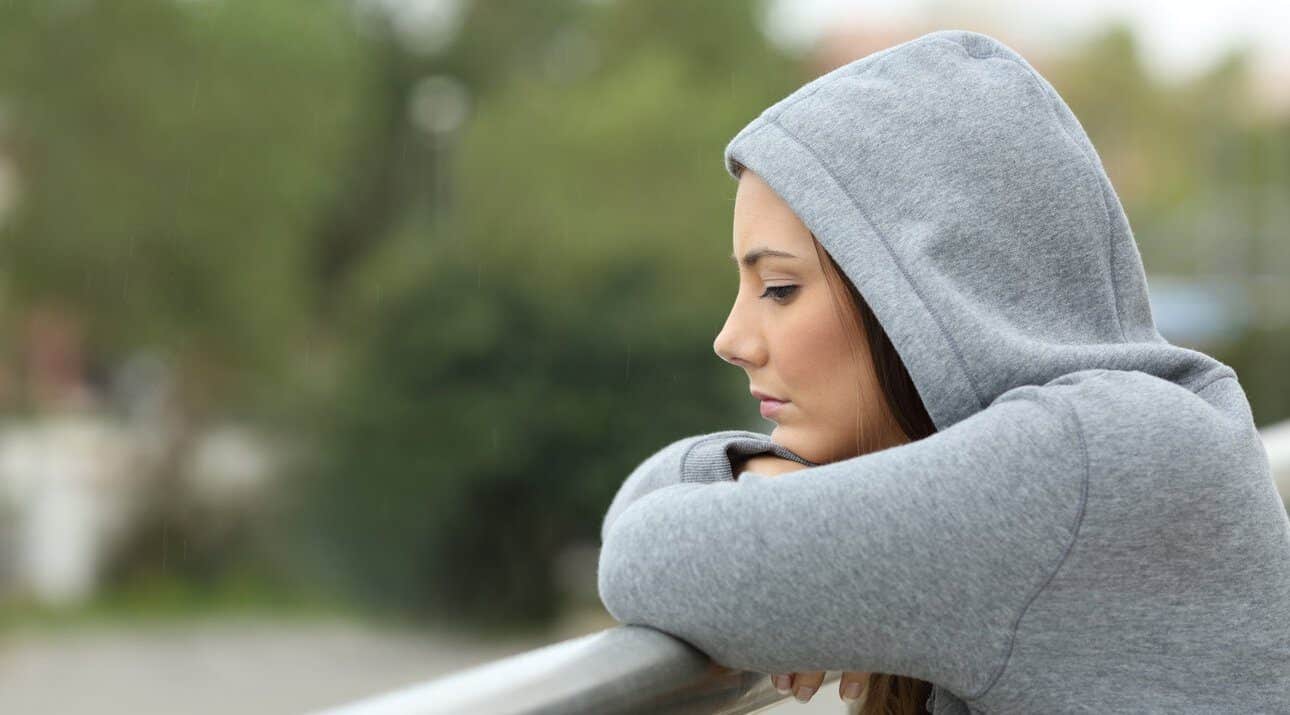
[0,0,372,408]
[0,0,376,590]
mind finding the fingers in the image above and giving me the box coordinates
[790,671,825,703]
[838,671,870,704]
[769,670,867,704]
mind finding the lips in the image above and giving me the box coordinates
[759,398,788,419]
[751,388,789,419]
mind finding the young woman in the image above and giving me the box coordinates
[598,30,1290,715]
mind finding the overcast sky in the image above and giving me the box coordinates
[371,0,1290,111]
[765,0,1290,91]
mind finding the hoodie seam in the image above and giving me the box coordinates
[763,115,988,414]
[966,391,1091,703]
[1192,373,1237,395]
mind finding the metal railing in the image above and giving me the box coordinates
[314,624,829,715]
[315,419,1290,715]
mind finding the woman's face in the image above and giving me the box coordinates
[713,167,903,464]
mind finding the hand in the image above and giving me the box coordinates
[733,454,808,479]
[770,671,870,704]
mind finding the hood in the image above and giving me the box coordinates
[723,29,1234,432]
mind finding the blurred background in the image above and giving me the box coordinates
[0,0,1287,712]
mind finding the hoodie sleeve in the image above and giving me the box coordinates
[600,430,818,546]
[596,389,1087,699]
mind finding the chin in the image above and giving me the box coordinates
[767,425,816,461]
[771,425,857,465]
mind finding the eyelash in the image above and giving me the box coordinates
[760,285,798,303]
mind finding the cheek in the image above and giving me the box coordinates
[776,295,858,398]
[768,295,869,463]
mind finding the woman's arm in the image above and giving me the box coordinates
[599,430,816,546]
[596,389,1086,699]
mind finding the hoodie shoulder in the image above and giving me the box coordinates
[1035,369,1261,469]
[979,370,1290,711]
[1046,369,1256,447]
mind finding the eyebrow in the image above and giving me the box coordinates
[729,247,800,269]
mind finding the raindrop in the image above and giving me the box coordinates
[407,75,471,136]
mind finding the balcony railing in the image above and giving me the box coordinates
[315,419,1290,715]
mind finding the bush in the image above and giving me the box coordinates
[290,250,744,628]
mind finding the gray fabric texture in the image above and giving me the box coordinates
[596,29,1290,714]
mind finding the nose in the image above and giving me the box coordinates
[713,302,765,368]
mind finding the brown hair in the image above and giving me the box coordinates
[813,234,938,714]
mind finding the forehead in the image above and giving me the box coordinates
[732,170,814,259]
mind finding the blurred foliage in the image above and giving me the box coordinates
[0,0,373,404]
[292,249,742,624]
[0,0,1285,627]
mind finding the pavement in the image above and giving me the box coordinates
[0,609,852,714]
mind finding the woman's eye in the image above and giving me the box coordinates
[759,285,798,302]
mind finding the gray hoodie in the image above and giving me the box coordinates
[596,29,1290,714]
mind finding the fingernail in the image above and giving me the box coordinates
[842,682,864,702]
[773,675,791,694]
[794,686,815,703]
